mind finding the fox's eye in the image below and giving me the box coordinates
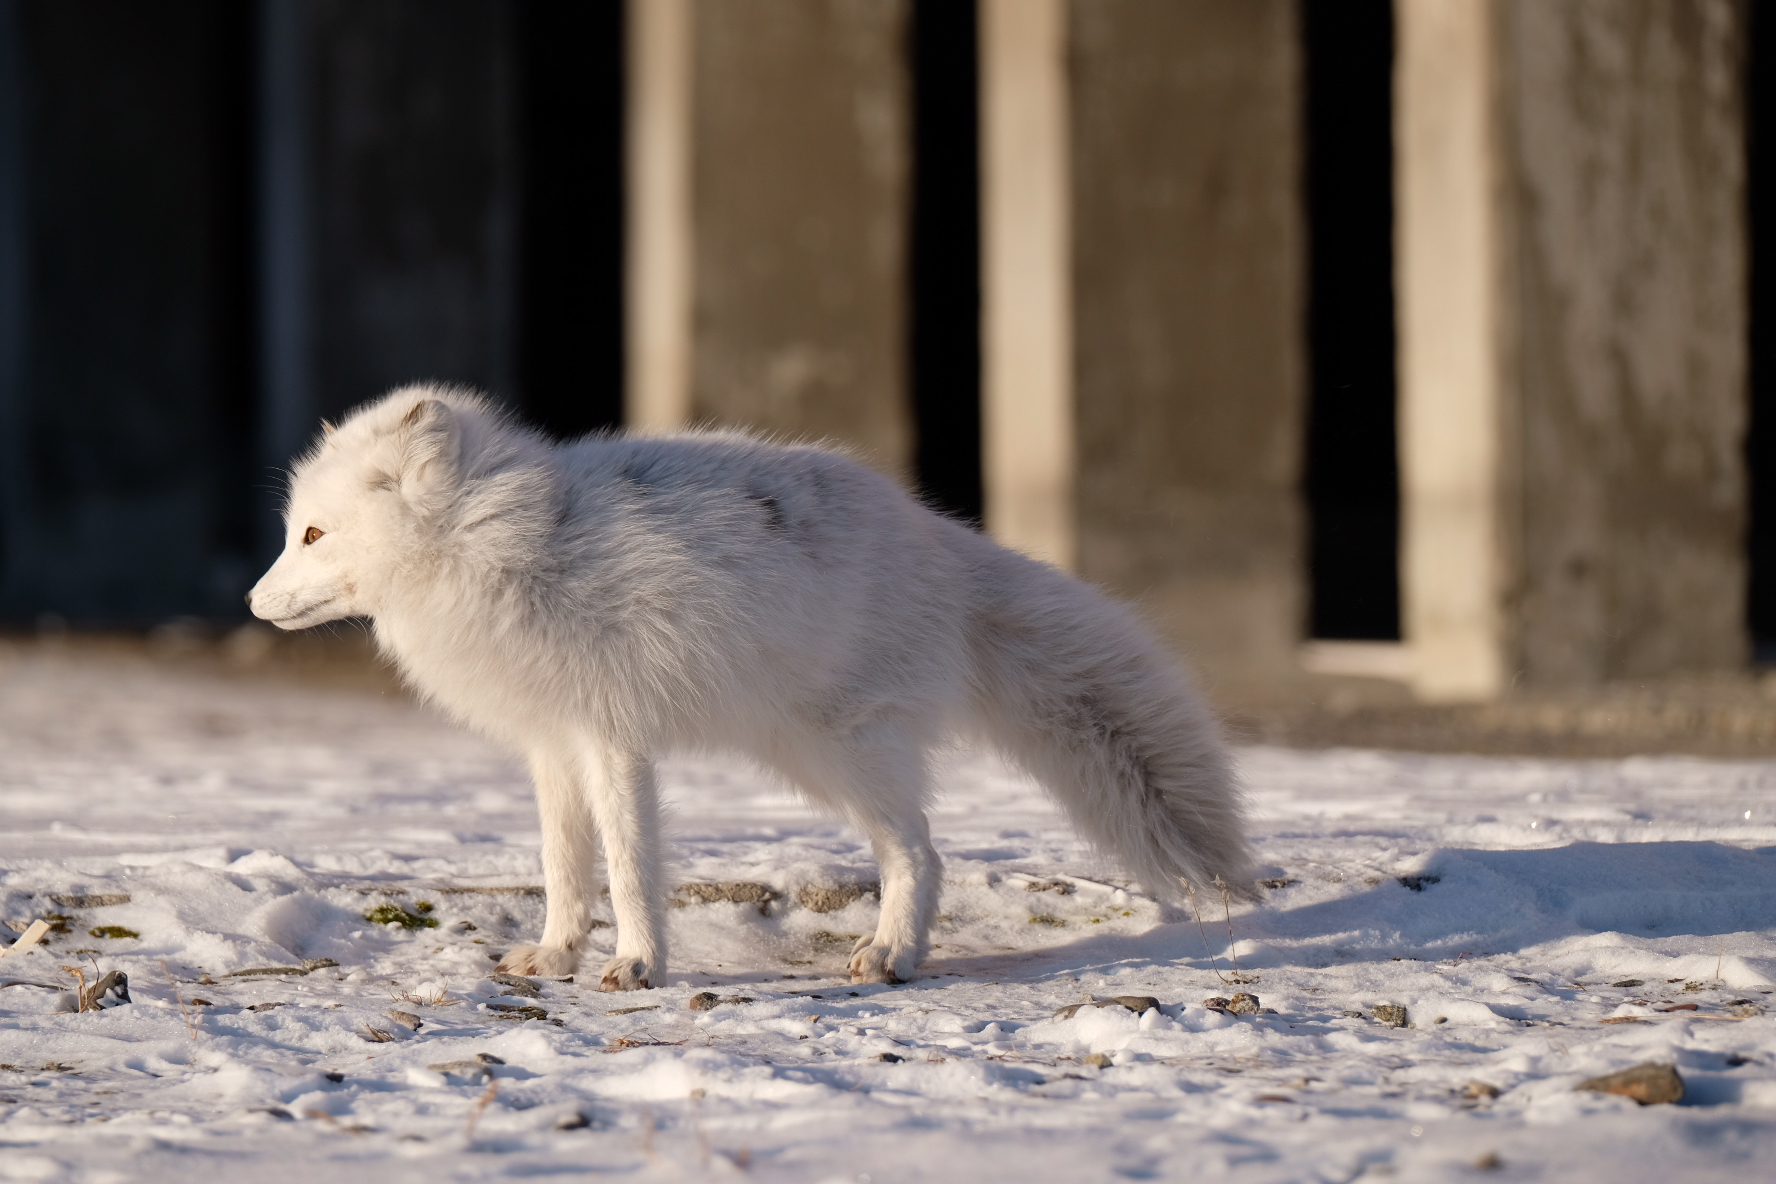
[303,526,324,546]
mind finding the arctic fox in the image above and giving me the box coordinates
[248,386,1252,990]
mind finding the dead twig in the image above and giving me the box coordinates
[1186,884,1236,986]
[1217,878,1257,983]
[0,918,51,957]
[1187,879,1257,986]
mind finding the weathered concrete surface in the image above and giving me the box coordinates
[1069,0,1305,688]
[690,0,911,473]
[1397,0,1746,698]
[1506,0,1747,686]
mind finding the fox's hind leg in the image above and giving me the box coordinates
[498,751,601,978]
[848,804,941,984]
[586,751,666,991]
[807,726,940,985]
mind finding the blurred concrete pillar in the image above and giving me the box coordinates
[625,0,692,432]
[1066,0,1307,688]
[1395,0,1510,700]
[981,0,1073,568]
[1397,0,1747,700]
[686,0,913,471]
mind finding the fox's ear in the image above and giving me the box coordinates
[396,398,461,512]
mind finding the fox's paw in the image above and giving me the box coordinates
[598,955,653,992]
[496,944,578,977]
[847,940,912,985]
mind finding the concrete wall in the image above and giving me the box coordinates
[1397,0,1747,699]
[690,0,912,473]
[1507,0,1747,685]
[1068,0,1306,688]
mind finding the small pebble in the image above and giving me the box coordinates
[1083,1052,1113,1069]
[386,1010,422,1031]
[1371,1004,1410,1028]
[1226,993,1261,1015]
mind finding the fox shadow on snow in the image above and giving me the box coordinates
[920,841,1776,978]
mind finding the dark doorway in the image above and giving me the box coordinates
[0,0,256,623]
[517,0,625,439]
[1301,0,1400,641]
[305,0,521,423]
[1748,0,1776,659]
[908,0,981,524]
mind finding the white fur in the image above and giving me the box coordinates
[249,386,1253,989]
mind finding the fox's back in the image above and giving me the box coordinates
[532,431,980,735]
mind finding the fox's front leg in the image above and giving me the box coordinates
[586,752,666,990]
[497,752,601,978]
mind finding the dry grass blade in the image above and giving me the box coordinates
[391,985,463,1007]
[361,1025,396,1043]
[464,1078,500,1141]
[605,1035,686,1053]
[161,960,198,1040]
[303,1108,373,1134]
[60,965,90,1013]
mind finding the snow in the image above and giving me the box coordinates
[2,641,1775,1182]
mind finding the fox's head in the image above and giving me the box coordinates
[248,386,480,630]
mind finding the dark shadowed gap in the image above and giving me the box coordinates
[517,0,625,439]
[3,0,257,622]
[207,0,258,591]
[909,0,982,524]
[1302,0,1400,641]
[1749,1,1776,659]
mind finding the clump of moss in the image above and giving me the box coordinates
[88,926,139,940]
[363,903,439,931]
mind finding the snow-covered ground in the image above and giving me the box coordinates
[2,641,1775,1183]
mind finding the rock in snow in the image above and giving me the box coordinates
[1577,1062,1686,1105]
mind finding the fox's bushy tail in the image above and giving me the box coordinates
[964,546,1254,904]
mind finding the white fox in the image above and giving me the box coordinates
[249,386,1253,990]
